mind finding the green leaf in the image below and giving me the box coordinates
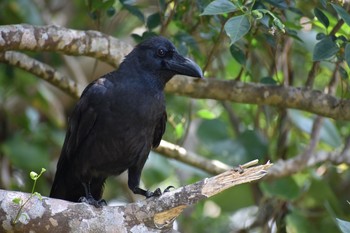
[289,110,342,148]
[251,10,263,19]
[339,66,348,80]
[237,130,267,160]
[201,0,237,16]
[224,15,251,44]
[30,171,38,181]
[260,77,277,85]
[146,12,161,30]
[273,17,285,33]
[230,44,246,65]
[260,176,300,200]
[106,7,116,17]
[345,43,350,68]
[320,0,327,8]
[312,36,339,61]
[33,192,43,200]
[12,197,22,205]
[122,4,145,22]
[320,118,342,147]
[197,109,217,120]
[337,218,350,233]
[314,8,329,28]
[286,211,314,233]
[332,3,350,27]
[90,0,114,10]
[175,123,184,139]
[316,32,326,40]
[197,119,229,144]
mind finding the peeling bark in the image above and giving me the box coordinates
[0,162,271,233]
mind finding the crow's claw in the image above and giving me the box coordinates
[164,185,175,192]
[78,196,107,208]
[144,186,175,198]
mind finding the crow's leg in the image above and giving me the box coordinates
[78,181,107,208]
[128,166,174,198]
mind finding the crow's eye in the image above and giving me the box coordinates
[157,48,166,57]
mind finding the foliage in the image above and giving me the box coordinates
[1,0,350,232]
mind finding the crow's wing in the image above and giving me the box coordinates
[152,111,167,148]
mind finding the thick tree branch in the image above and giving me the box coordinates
[0,51,83,98]
[0,24,132,67]
[165,76,350,120]
[1,24,350,120]
[0,162,271,232]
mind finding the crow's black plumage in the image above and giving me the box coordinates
[50,36,203,207]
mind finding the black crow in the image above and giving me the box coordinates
[50,36,203,207]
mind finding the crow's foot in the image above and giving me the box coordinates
[78,196,107,208]
[145,186,175,198]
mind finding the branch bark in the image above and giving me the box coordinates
[0,162,272,233]
[165,76,350,120]
[1,24,350,120]
[0,24,132,67]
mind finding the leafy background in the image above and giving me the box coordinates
[1,0,350,232]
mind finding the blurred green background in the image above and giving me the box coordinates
[1,0,350,232]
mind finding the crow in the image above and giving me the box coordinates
[50,36,203,207]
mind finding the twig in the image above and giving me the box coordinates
[155,140,231,175]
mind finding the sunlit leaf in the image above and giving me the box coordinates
[224,15,251,44]
[201,0,237,16]
[175,123,184,139]
[30,171,38,181]
[12,197,22,205]
[197,109,217,119]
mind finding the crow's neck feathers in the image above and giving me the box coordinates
[118,51,173,91]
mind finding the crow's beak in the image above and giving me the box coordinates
[167,53,203,78]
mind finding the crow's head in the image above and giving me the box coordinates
[124,36,203,83]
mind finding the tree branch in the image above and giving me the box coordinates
[0,24,132,67]
[0,51,82,99]
[155,140,231,175]
[0,161,272,232]
[1,24,350,120]
[165,76,350,120]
